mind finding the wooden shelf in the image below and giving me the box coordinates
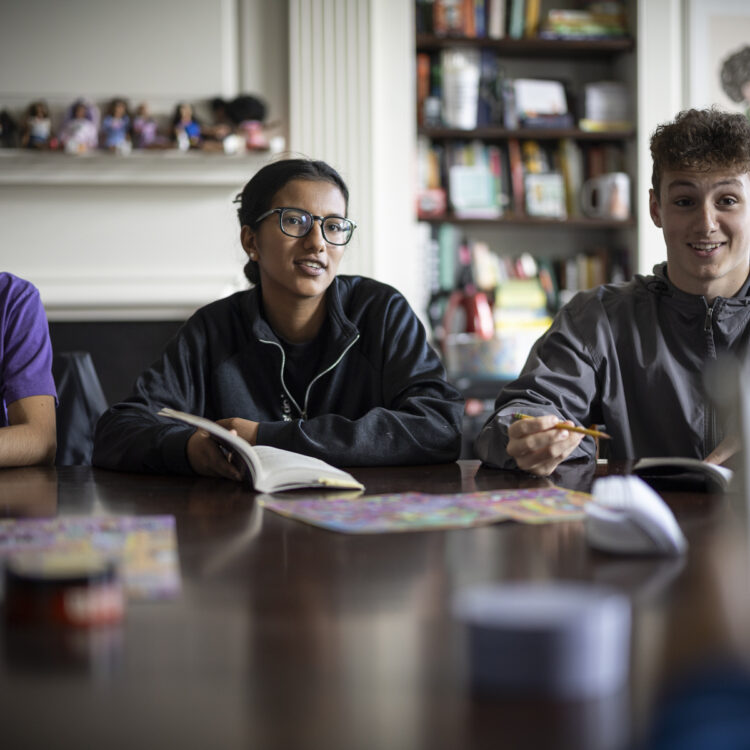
[416,34,635,56]
[418,212,636,229]
[419,126,635,141]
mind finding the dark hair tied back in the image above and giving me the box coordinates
[234,158,350,285]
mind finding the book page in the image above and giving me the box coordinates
[158,408,364,493]
[252,445,364,489]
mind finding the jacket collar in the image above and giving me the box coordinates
[245,277,360,344]
[651,261,750,306]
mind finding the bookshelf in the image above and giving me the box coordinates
[415,1,638,402]
[415,3,638,293]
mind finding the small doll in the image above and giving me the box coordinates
[100,97,131,153]
[171,102,202,150]
[227,94,269,150]
[21,100,53,149]
[132,102,166,149]
[58,98,100,154]
[203,97,233,142]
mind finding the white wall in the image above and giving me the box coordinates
[0,0,289,320]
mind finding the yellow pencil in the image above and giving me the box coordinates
[512,413,611,440]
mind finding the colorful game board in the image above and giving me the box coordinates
[259,487,590,534]
[0,515,180,599]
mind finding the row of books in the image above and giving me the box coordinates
[416,136,626,220]
[417,48,631,132]
[418,224,629,378]
[416,0,629,41]
[421,224,630,307]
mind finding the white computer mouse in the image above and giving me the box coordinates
[585,475,688,556]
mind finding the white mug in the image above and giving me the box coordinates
[581,172,630,220]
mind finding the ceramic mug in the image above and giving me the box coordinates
[581,172,630,220]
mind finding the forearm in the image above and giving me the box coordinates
[93,404,194,474]
[0,422,56,467]
[258,399,464,466]
[2,395,57,467]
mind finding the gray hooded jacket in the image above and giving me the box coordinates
[476,263,750,468]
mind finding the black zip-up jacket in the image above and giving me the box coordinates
[476,263,750,468]
[93,276,463,473]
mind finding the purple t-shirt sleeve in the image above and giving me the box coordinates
[0,275,56,423]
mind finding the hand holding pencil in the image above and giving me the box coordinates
[506,412,604,477]
[512,413,611,440]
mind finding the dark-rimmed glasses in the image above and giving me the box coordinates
[255,207,357,246]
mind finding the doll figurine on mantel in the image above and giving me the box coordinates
[227,94,270,150]
[132,102,168,149]
[21,100,53,149]
[171,101,202,151]
[58,98,100,154]
[100,97,131,154]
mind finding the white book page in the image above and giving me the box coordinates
[158,408,364,493]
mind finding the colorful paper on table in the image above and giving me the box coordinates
[0,515,180,599]
[259,487,590,534]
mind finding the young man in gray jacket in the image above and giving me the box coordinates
[476,107,750,475]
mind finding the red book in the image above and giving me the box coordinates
[417,53,431,126]
[463,0,476,36]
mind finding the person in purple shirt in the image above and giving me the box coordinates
[0,273,57,466]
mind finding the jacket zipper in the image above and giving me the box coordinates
[259,339,303,418]
[301,334,360,419]
[703,302,716,451]
[704,305,713,332]
[259,333,360,420]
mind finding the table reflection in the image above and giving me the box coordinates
[0,467,58,518]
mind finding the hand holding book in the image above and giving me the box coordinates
[159,408,364,493]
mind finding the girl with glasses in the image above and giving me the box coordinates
[93,158,463,478]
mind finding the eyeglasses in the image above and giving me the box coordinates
[255,207,357,246]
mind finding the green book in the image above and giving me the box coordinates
[508,0,526,39]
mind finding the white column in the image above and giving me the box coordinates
[637,0,685,274]
[288,0,419,311]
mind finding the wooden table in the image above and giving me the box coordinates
[0,461,746,750]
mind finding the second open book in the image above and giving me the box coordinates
[634,456,733,493]
[158,408,364,494]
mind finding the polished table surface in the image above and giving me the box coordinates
[0,461,747,750]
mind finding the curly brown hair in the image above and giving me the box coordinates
[650,107,750,199]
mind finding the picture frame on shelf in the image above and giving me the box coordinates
[687,0,750,112]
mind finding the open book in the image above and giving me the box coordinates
[158,408,364,494]
[634,457,733,493]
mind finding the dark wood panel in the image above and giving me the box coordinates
[49,320,184,404]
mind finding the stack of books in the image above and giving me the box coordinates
[540,6,628,40]
[416,1,629,41]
